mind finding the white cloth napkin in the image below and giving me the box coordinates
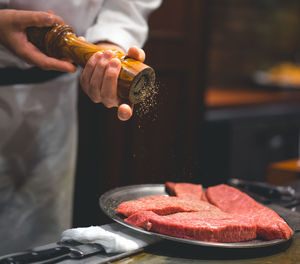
[61,223,160,254]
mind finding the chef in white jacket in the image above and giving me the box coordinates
[0,0,161,254]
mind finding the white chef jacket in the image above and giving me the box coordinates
[0,0,161,255]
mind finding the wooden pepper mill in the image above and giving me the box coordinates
[26,24,155,104]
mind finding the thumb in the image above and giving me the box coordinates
[127,46,145,62]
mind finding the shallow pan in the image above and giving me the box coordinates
[99,184,291,248]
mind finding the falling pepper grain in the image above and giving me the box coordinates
[135,81,159,120]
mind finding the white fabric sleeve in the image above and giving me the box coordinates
[85,0,162,52]
[0,0,9,8]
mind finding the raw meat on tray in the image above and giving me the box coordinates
[116,195,218,217]
[125,209,257,243]
[165,182,204,202]
[116,182,293,243]
[206,184,293,240]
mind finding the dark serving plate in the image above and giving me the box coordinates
[99,184,291,248]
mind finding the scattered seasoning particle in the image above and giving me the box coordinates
[135,81,159,120]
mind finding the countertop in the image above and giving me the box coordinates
[12,232,298,264]
[15,218,298,264]
[113,233,300,264]
[2,180,300,264]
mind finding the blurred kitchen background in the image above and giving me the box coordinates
[73,0,300,227]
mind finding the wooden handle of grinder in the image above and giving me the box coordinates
[27,24,155,104]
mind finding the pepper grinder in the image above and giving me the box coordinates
[27,24,155,104]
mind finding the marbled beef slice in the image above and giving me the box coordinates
[206,184,293,240]
[126,211,257,243]
[116,195,219,217]
[165,182,203,201]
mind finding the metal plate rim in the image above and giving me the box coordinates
[99,184,290,249]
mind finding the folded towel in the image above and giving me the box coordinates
[61,223,160,254]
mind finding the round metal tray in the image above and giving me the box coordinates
[99,184,290,248]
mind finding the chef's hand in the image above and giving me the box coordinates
[80,44,145,121]
[0,9,76,72]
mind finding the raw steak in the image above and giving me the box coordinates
[116,195,219,217]
[165,182,203,201]
[126,211,257,243]
[206,184,293,240]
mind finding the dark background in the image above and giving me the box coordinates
[73,0,300,227]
